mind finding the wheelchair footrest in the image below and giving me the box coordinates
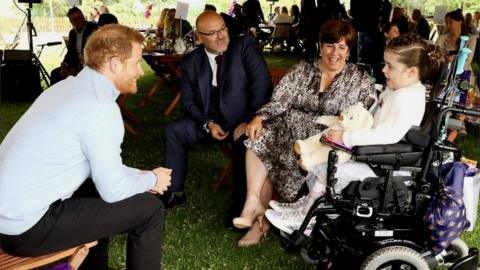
[289,230,312,247]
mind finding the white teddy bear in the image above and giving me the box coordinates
[294,102,374,171]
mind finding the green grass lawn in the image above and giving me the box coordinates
[1,54,479,269]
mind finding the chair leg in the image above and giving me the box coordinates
[215,160,233,191]
[68,245,90,270]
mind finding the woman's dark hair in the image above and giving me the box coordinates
[319,19,357,49]
[382,22,398,34]
[445,9,470,35]
[98,13,118,26]
[290,5,300,23]
[385,34,442,81]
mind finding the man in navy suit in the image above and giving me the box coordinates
[50,6,97,85]
[164,11,271,223]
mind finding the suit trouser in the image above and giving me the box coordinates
[165,117,247,215]
[0,180,165,270]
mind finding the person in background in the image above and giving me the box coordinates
[155,8,169,39]
[272,6,292,25]
[0,24,171,270]
[391,7,409,34]
[383,22,400,44]
[163,8,193,40]
[50,6,97,85]
[465,13,479,36]
[435,9,477,72]
[97,13,118,26]
[411,9,431,40]
[233,19,375,247]
[204,4,217,12]
[299,0,320,58]
[99,5,110,14]
[89,7,100,23]
[289,4,301,53]
[163,12,271,228]
[435,9,477,141]
[270,6,280,23]
[243,0,265,34]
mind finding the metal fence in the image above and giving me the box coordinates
[2,16,157,33]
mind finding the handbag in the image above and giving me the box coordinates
[424,161,470,255]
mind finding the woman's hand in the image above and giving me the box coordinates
[246,116,263,140]
[233,122,247,141]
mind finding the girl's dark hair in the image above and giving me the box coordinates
[319,19,357,49]
[445,10,470,35]
[386,34,442,81]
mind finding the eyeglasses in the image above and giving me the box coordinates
[197,26,228,37]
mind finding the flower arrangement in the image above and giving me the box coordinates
[144,1,154,19]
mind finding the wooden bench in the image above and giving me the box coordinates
[214,67,288,191]
[0,241,97,270]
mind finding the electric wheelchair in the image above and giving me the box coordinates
[283,104,480,270]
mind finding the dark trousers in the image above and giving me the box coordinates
[165,117,247,216]
[0,180,165,270]
[50,67,63,85]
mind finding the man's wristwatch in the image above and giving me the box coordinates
[203,120,213,133]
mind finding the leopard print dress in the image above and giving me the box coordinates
[245,59,375,201]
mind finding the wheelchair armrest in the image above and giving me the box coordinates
[353,142,414,156]
[352,127,430,156]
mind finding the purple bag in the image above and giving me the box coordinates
[424,162,470,255]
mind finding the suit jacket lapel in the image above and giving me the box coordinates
[198,50,212,115]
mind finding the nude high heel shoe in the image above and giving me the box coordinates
[232,204,266,229]
[238,219,269,247]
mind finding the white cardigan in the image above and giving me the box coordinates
[343,81,426,147]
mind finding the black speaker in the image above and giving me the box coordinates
[18,0,43,3]
[0,60,42,101]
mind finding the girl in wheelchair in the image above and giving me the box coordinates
[266,34,442,234]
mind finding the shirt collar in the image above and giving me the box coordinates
[77,66,120,100]
[205,48,220,63]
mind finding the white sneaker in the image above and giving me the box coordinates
[269,196,309,213]
[265,209,316,235]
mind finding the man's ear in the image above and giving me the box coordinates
[108,56,121,74]
[195,32,204,44]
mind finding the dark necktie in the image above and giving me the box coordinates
[215,54,223,87]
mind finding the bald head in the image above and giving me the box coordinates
[195,11,229,54]
[196,11,223,31]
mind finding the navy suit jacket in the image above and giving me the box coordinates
[180,35,272,131]
[64,22,98,67]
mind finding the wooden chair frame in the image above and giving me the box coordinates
[0,241,97,270]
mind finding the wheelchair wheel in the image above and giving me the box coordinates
[440,238,469,267]
[449,238,469,259]
[361,245,429,270]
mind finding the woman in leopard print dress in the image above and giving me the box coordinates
[233,19,376,247]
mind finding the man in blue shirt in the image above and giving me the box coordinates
[0,24,170,270]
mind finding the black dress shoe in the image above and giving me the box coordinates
[161,191,186,209]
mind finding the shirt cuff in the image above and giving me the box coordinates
[143,171,157,190]
[203,120,213,133]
